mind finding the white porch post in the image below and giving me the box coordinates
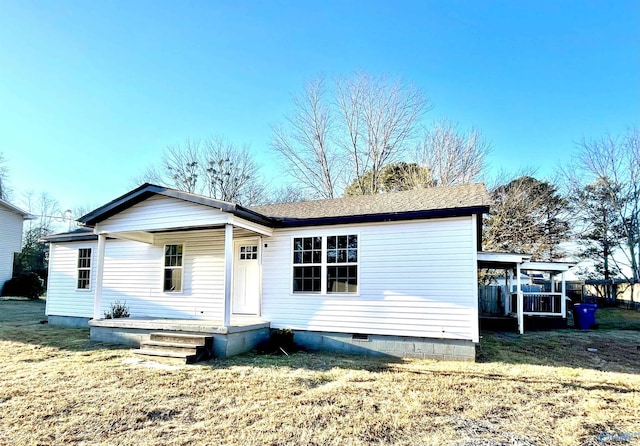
[223,224,233,327]
[516,263,524,334]
[92,233,106,320]
[505,268,511,315]
[561,271,567,319]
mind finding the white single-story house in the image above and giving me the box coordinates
[43,182,573,361]
[0,198,33,288]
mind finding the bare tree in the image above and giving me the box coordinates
[417,119,491,186]
[568,128,640,288]
[133,136,266,205]
[335,72,431,195]
[263,184,309,204]
[21,191,63,234]
[202,137,266,205]
[271,77,340,199]
[162,139,201,193]
[0,152,9,200]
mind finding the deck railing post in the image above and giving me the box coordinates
[93,233,106,320]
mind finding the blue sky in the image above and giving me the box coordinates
[1,0,638,214]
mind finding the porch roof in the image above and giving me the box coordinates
[477,251,576,273]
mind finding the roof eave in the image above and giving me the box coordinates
[272,205,490,228]
[78,184,276,227]
[0,198,36,219]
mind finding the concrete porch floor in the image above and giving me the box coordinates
[89,317,271,358]
[89,316,269,334]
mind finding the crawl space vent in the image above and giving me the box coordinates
[352,333,369,341]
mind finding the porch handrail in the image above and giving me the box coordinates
[511,291,565,315]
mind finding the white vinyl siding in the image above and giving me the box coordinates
[163,244,184,292]
[0,207,25,286]
[76,248,92,290]
[262,217,479,342]
[46,229,229,320]
[95,195,231,233]
[46,242,97,318]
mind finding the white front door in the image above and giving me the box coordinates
[232,240,260,315]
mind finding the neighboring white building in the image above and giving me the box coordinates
[0,199,33,289]
[44,183,492,360]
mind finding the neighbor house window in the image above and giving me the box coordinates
[164,244,183,292]
[292,235,358,294]
[77,248,92,290]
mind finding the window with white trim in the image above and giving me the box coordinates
[293,236,322,292]
[326,235,358,293]
[164,244,183,292]
[77,248,92,290]
[292,235,358,294]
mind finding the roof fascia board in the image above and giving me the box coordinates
[521,261,576,272]
[477,251,532,264]
[273,206,490,228]
[229,216,274,237]
[41,234,99,243]
[79,183,277,228]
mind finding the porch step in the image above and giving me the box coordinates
[133,332,213,364]
[150,332,211,345]
[140,340,200,355]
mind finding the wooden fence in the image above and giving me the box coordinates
[478,286,505,316]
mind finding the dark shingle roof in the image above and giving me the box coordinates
[41,227,97,243]
[61,182,489,238]
[251,183,490,221]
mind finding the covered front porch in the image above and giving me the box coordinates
[76,184,278,358]
[477,252,576,334]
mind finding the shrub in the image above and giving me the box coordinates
[104,301,130,319]
[1,272,45,299]
[256,328,299,355]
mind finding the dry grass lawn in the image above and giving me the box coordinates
[1,300,639,445]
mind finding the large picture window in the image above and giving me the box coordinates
[164,244,183,292]
[77,248,92,290]
[292,235,358,294]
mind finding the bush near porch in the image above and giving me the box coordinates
[0,300,639,446]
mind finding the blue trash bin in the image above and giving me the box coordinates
[574,303,597,330]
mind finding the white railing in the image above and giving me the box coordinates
[511,292,564,316]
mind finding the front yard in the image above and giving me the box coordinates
[0,300,639,445]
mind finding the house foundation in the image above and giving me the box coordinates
[292,330,477,361]
[48,315,91,328]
